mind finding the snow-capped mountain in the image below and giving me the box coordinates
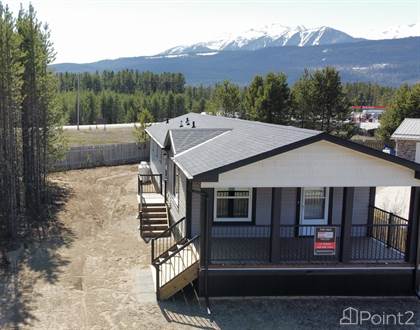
[160,24,362,56]
[363,23,420,40]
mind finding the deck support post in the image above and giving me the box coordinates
[340,187,354,263]
[199,188,212,297]
[367,187,376,237]
[407,187,420,264]
[270,188,281,263]
[186,180,192,238]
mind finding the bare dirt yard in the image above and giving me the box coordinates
[1,165,419,329]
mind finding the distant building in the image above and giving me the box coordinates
[351,106,386,135]
[392,118,420,162]
[351,106,385,123]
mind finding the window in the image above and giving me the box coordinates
[173,164,180,205]
[155,143,159,160]
[300,187,329,223]
[214,188,252,223]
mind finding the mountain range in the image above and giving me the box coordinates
[51,23,420,86]
[160,24,364,56]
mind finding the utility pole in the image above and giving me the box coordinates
[77,74,80,130]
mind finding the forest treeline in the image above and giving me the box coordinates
[0,4,63,241]
[56,68,408,139]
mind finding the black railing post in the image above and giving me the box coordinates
[367,205,374,237]
[164,179,167,204]
[159,174,162,194]
[367,188,376,237]
[151,239,155,264]
[155,265,160,300]
[386,212,393,248]
[406,187,420,263]
[340,187,354,263]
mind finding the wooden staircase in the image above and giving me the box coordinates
[153,239,199,300]
[140,203,170,239]
[150,217,200,300]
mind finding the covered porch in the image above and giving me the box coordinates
[197,140,420,272]
[206,189,410,266]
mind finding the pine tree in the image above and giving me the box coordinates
[17,4,62,221]
[0,4,22,239]
[377,84,420,142]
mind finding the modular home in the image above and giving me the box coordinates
[137,113,420,300]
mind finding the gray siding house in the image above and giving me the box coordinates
[392,118,420,162]
[138,113,420,300]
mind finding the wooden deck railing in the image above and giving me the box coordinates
[138,173,162,195]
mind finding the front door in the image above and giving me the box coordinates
[299,187,329,236]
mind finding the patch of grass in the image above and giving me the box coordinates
[63,128,138,146]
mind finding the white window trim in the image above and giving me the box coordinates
[214,188,253,223]
[300,187,330,225]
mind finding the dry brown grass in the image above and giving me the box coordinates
[63,128,137,146]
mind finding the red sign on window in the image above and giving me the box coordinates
[314,227,336,256]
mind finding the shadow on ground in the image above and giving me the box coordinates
[158,287,420,330]
[0,182,75,329]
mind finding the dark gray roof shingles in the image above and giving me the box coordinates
[146,113,321,177]
[170,129,231,154]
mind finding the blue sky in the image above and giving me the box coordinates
[6,0,420,63]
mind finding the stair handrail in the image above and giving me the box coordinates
[153,235,200,267]
[153,235,200,300]
[151,217,186,263]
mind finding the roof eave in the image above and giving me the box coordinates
[193,132,420,182]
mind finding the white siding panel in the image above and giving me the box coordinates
[202,141,420,188]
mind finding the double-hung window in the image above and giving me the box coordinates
[173,164,180,206]
[214,188,252,223]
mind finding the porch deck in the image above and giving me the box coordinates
[138,193,164,205]
[210,236,405,265]
[138,173,164,205]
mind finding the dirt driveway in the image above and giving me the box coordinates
[1,165,419,329]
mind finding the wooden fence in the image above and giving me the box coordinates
[352,139,395,151]
[53,142,149,171]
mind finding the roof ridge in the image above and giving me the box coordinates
[169,127,231,132]
[173,129,232,158]
[184,112,320,134]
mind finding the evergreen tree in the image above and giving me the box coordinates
[377,84,420,142]
[311,67,348,132]
[245,75,264,120]
[291,67,350,135]
[291,70,314,128]
[0,4,22,239]
[17,4,62,220]
[211,80,242,117]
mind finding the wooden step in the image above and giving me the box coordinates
[142,218,168,224]
[142,230,171,238]
[141,212,167,218]
[143,206,166,213]
[159,261,199,300]
[143,201,165,207]
[141,223,168,230]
